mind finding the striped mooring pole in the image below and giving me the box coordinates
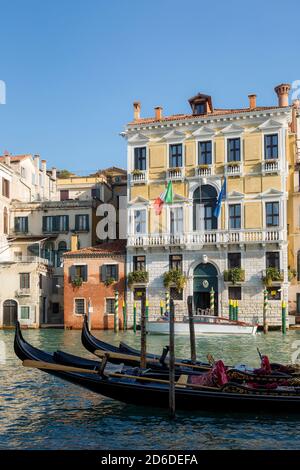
[281,300,287,335]
[232,300,236,321]
[133,301,137,334]
[263,289,268,334]
[165,291,170,316]
[145,299,149,321]
[229,299,233,321]
[160,300,164,316]
[114,290,119,333]
[122,300,127,331]
[210,287,215,315]
[235,300,239,321]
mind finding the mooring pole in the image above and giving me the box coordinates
[187,295,196,363]
[169,298,176,418]
[210,287,215,315]
[140,298,147,369]
[228,299,232,321]
[282,300,287,335]
[165,291,170,316]
[160,299,164,316]
[236,300,239,321]
[114,290,119,333]
[145,299,149,321]
[133,301,137,334]
[122,300,127,331]
[263,289,268,334]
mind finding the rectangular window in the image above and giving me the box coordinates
[194,103,206,115]
[198,141,212,165]
[134,147,146,171]
[266,252,280,270]
[75,214,89,231]
[170,287,183,300]
[100,264,119,282]
[169,144,183,168]
[52,303,60,314]
[74,298,85,315]
[229,204,241,229]
[297,294,300,314]
[204,205,214,230]
[264,134,278,160]
[267,287,281,301]
[227,138,241,162]
[42,215,69,232]
[69,265,88,282]
[91,187,102,200]
[20,306,30,320]
[134,209,146,234]
[60,190,69,201]
[133,255,146,272]
[169,254,183,271]
[14,216,28,233]
[105,298,115,314]
[228,286,242,300]
[228,253,241,269]
[170,207,183,234]
[2,178,10,198]
[266,202,279,227]
[20,273,30,289]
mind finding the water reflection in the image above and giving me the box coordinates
[1,329,300,449]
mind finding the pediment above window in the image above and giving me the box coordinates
[172,193,188,202]
[128,133,150,144]
[191,126,215,138]
[227,191,245,199]
[257,188,283,198]
[220,123,244,135]
[257,119,283,131]
[160,129,186,142]
[128,196,149,205]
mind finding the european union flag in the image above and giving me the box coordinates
[213,178,226,218]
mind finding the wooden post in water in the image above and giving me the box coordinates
[281,300,287,335]
[133,301,137,334]
[187,295,196,363]
[140,298,147,369]
[114,290,119,333]
[210,287,215,315]
[169,298,176,418]
[122,300,127,331]
[263,289,268,334]
[160,299,164,317]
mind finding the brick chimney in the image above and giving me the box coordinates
[51,167,57,180]
[133,101,141,121]
[3,150,10,166]
[41,159,47,174]
[248,94,257,110]
[71,234,79,251]
[155,106,163,120]
[274,83,291,107]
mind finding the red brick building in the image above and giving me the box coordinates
[63,240,126,329]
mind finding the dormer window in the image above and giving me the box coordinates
[188,93,213,115]
[194,103,206,115]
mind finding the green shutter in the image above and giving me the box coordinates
[100,265,107,282]
[69,266,76,282]
[15,217,20,232]
[82,265,88,282]
[115,264,119,281]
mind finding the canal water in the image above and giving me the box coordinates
[1,328,300,450]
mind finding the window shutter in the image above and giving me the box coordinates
[134,148,138,169]
[100,265,107,282]
[65,215,69,231]
[15,217,20,232]
[75,214,79,231]
[25,217,28,233]
[42,216,47,232]
[115,264,119,281]
[86,215,89,231]
[82,265,88,282]
[69,265,76,282]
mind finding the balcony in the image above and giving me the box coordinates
[131,170,147,184]
[262,159,280,175]
[11,256,50,266]
[167,167,184,181]
[224,162,242,177]
[127,228,286,248]
[195,165,214,177]
[15,288,31,297]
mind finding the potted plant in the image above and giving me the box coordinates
[72,277,83,288]
[127,271,149,289]
[197,164,209,169]
[262,267,283,287]
[288,268,297,282]
[163,269,187,291]
[223,268,245,284]
[131,169,143,176]
[104,277,116,287]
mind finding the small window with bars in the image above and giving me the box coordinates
[133,256,146,272]
[169,254,183,271]
[74,298,85,315]
[20,306,30,320]
[170,287,183,301]
[228,286,242,300]
[106,298,115,314]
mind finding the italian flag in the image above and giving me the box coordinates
[153,180,173,215]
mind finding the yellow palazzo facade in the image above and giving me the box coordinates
[124,84,299,326]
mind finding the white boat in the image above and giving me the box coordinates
[146,315,258,336]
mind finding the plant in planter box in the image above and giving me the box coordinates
[127,271,149,289]
[223,268,245,284]
[262,267,283,287]
[288,268,297,282]
[163,269,187,291]
[132,169,143,176]
[72,277,83,288]
[104,277,116,287]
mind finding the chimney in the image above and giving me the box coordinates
[133,101,141,121]
[155,106,163,120]
[71,234,79,251]
[51,167,57,180]
[248,94,257,110]
[41,159,47,173]
[33,154,40,169]
[274,83,291,107]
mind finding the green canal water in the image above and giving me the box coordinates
[1,328,300,450]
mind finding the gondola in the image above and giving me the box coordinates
[14,322,300,412]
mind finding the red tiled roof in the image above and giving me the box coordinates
[64,239,126,257]
[127,106,288,126]
[0,154,31,162]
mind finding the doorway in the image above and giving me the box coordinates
[3,300,18,327]
[193,263,218,315]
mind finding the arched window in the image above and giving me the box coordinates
[57,241,68,267]
[3,207,8,234]
[193,184,218,231]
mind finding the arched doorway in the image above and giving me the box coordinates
[193,263,218,315]
[193,184,218,231]
[3,300,18,326]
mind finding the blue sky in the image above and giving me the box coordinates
[0,0,299,173]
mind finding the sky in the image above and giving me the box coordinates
[0,0,299,174]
